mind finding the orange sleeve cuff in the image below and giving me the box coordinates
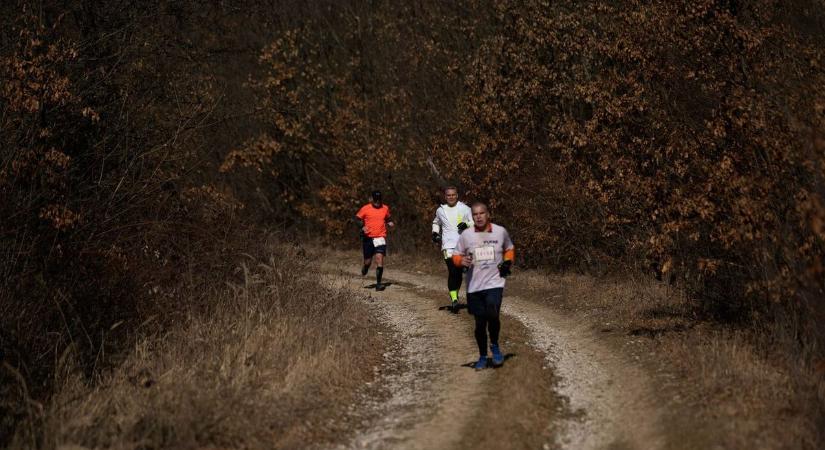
[504,249,515,261]
[452,255,463,267]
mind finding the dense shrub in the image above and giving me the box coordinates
[221,1,494,240]
[230,0,825,317]
[444,0,825,316]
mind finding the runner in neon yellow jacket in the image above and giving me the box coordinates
[431,186,473,311]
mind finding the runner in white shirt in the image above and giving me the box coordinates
[452,201,515,369]
[431,186,473,312]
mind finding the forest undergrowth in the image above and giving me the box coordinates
[2,1,824,448]
[5,243,385,450]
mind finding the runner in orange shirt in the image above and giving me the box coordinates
[355,190,395,291]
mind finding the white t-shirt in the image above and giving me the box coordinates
[455,223,514,293]
[431,201,473,254]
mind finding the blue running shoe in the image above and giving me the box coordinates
[474,355,488,370]
[491,344,504,367]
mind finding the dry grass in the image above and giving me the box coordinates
[662,329,823,449]
[7,247,386,450]
[512,270,825,449]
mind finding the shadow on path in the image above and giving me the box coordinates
[461,353,516,369]
[437,303,469,314]
[363,282,395,290]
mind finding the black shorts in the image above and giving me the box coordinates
[466,288,504,317]
[362,237,388,258]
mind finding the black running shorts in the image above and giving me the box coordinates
[466,287,504,317]
[362,237,388,258]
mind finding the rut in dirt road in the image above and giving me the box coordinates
[323,269,485,450]
[322,256,670,450]
[503,298,666,450]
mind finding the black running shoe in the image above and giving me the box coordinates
[375,283,386,291]
[450,300,460,314]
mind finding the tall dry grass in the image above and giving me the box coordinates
[5,247,385,450]
[514,270,825,449]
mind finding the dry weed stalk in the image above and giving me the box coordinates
[17,251,384,450]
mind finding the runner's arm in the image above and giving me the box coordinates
[454,253,473,268]
[499,248,515,277]
[451,253,463,267]
[385,207,395,228]
[452,236,470,267]
[462,204,474,228]
[502,228,515,261]
[354,207,367,233]
[431,208,442,242]
[504,247,515,262]
[354,216,367,236]
[499,230,515,276]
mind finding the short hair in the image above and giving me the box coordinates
[442,185,458,194]
[470,201,488,211]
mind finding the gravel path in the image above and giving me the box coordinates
[323,268,486,450]
[503,298,665,450]
[322,257,669,450]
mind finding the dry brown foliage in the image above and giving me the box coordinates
[225,0,825,318]
[218,11,825,445]
[7,248,383,449]
[3,0,825,446]
[0,2,271,444]
[221,1,491,235]
[431,1,825,311]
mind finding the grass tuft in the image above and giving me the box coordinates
[11,248,384,450]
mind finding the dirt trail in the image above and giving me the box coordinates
[321,256,671,450]
[322,265,487,450]
[504,298,665,449]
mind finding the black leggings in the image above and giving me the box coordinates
[444,257,463,291]
[474,314,501,356]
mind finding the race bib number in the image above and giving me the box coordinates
[372,237,386,247]
[474,246,495,262]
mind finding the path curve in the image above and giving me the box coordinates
[323,257,669,450]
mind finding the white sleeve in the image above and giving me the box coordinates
[431,207,441,233]
[463,204,474,227]
[503,228,514,251]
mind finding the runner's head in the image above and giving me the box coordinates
[471,201,489,229]
[443,185,458,207]
[371,190,382,207]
